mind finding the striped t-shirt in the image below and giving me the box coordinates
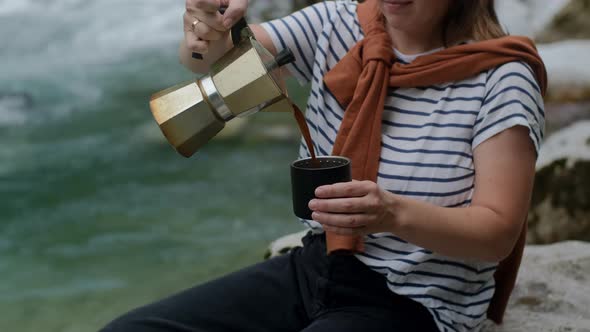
[260,1,544,331]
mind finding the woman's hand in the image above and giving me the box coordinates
[309,180,400,236]
[184,0,248,55]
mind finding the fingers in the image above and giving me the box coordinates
[185,32,210,54]
[183,12,224,40]
[310,181,394,236]
[185,0,226,31]
[323,224,365,236]
[312,211,372,228]
[184,0,248,54]
[184,9,225,32]
[315,181,373,199]
[183,1,226,54]
[222,0,248,28]
[190,0,222,13]
[309,197,374,214]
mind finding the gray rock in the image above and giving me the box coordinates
[536,0,590,43]
[481,241,590,331]
[494,1,590,102]
[538,41,590,103]
[266,233,590,331]
[529,121,590,244]
[494,0,590,42]
[495,0,570,38]
[545,103,590,136]
[264,230,307,259]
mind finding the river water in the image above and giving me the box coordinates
[0,1,304,331]
[3,1,588,331]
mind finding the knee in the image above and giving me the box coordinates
[98,312,144,332]
[98,318,129,332]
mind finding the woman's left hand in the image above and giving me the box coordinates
[308,180,400,236]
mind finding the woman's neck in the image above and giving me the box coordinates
[386,25,445,55]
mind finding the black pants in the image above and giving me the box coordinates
[100,232,438,332]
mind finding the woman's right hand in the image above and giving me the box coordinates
[183,0,249,56]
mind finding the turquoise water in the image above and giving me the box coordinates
[0,1,307,331]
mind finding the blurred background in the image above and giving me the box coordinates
[0,1,588,331]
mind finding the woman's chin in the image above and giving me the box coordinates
[382,1,413,15]
[381,3,415,25]
[382,15,413,31]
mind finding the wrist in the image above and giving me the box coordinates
[381,191,406,233]
[392,194,418,236]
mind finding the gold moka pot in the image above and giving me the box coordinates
[150,14,295,157]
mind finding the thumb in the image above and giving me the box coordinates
[222,0,248,29]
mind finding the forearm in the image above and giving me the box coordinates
[389,195,523,262]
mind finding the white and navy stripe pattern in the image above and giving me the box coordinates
[260,1,544,331]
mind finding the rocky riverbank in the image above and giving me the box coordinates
[266,236,590,331]
[528,121,590,244]
[481,241,590,332]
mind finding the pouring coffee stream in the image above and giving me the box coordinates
[283,84,318,163]
[291,104,318,163]
[149,8,355,251]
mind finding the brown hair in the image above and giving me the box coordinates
[442,0,507,46]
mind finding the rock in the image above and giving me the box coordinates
[495,0,570,38]
[536,0,590,43]
[528,121,590,244]
[495,0,590,102]
[536,120,590,169]
[481,241,590,332]
[545,102,590,135]
[266,234,590,331]
[264,229,308,259]
[494,0,590,41]
[538,41,590,103]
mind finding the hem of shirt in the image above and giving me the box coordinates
[472,119,540,157]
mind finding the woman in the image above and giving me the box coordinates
[102,0,545,331]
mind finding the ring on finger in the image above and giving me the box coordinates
[191,18,201,32]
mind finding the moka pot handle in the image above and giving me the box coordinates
[192,6,249,60]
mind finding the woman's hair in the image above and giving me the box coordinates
[442,0,507,46]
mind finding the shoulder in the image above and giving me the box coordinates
[334,0,359,14]
[333,0,360,25]
[322,1,364,46]
[484,61,541,96]
[282,1,358,31]
[315,1,360,27]
[322,0,359,16]
[473,60,545,152]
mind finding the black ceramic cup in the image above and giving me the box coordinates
[291,156,352,220]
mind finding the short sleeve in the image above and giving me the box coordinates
[472,61,545,156]
[259,2,336,85]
